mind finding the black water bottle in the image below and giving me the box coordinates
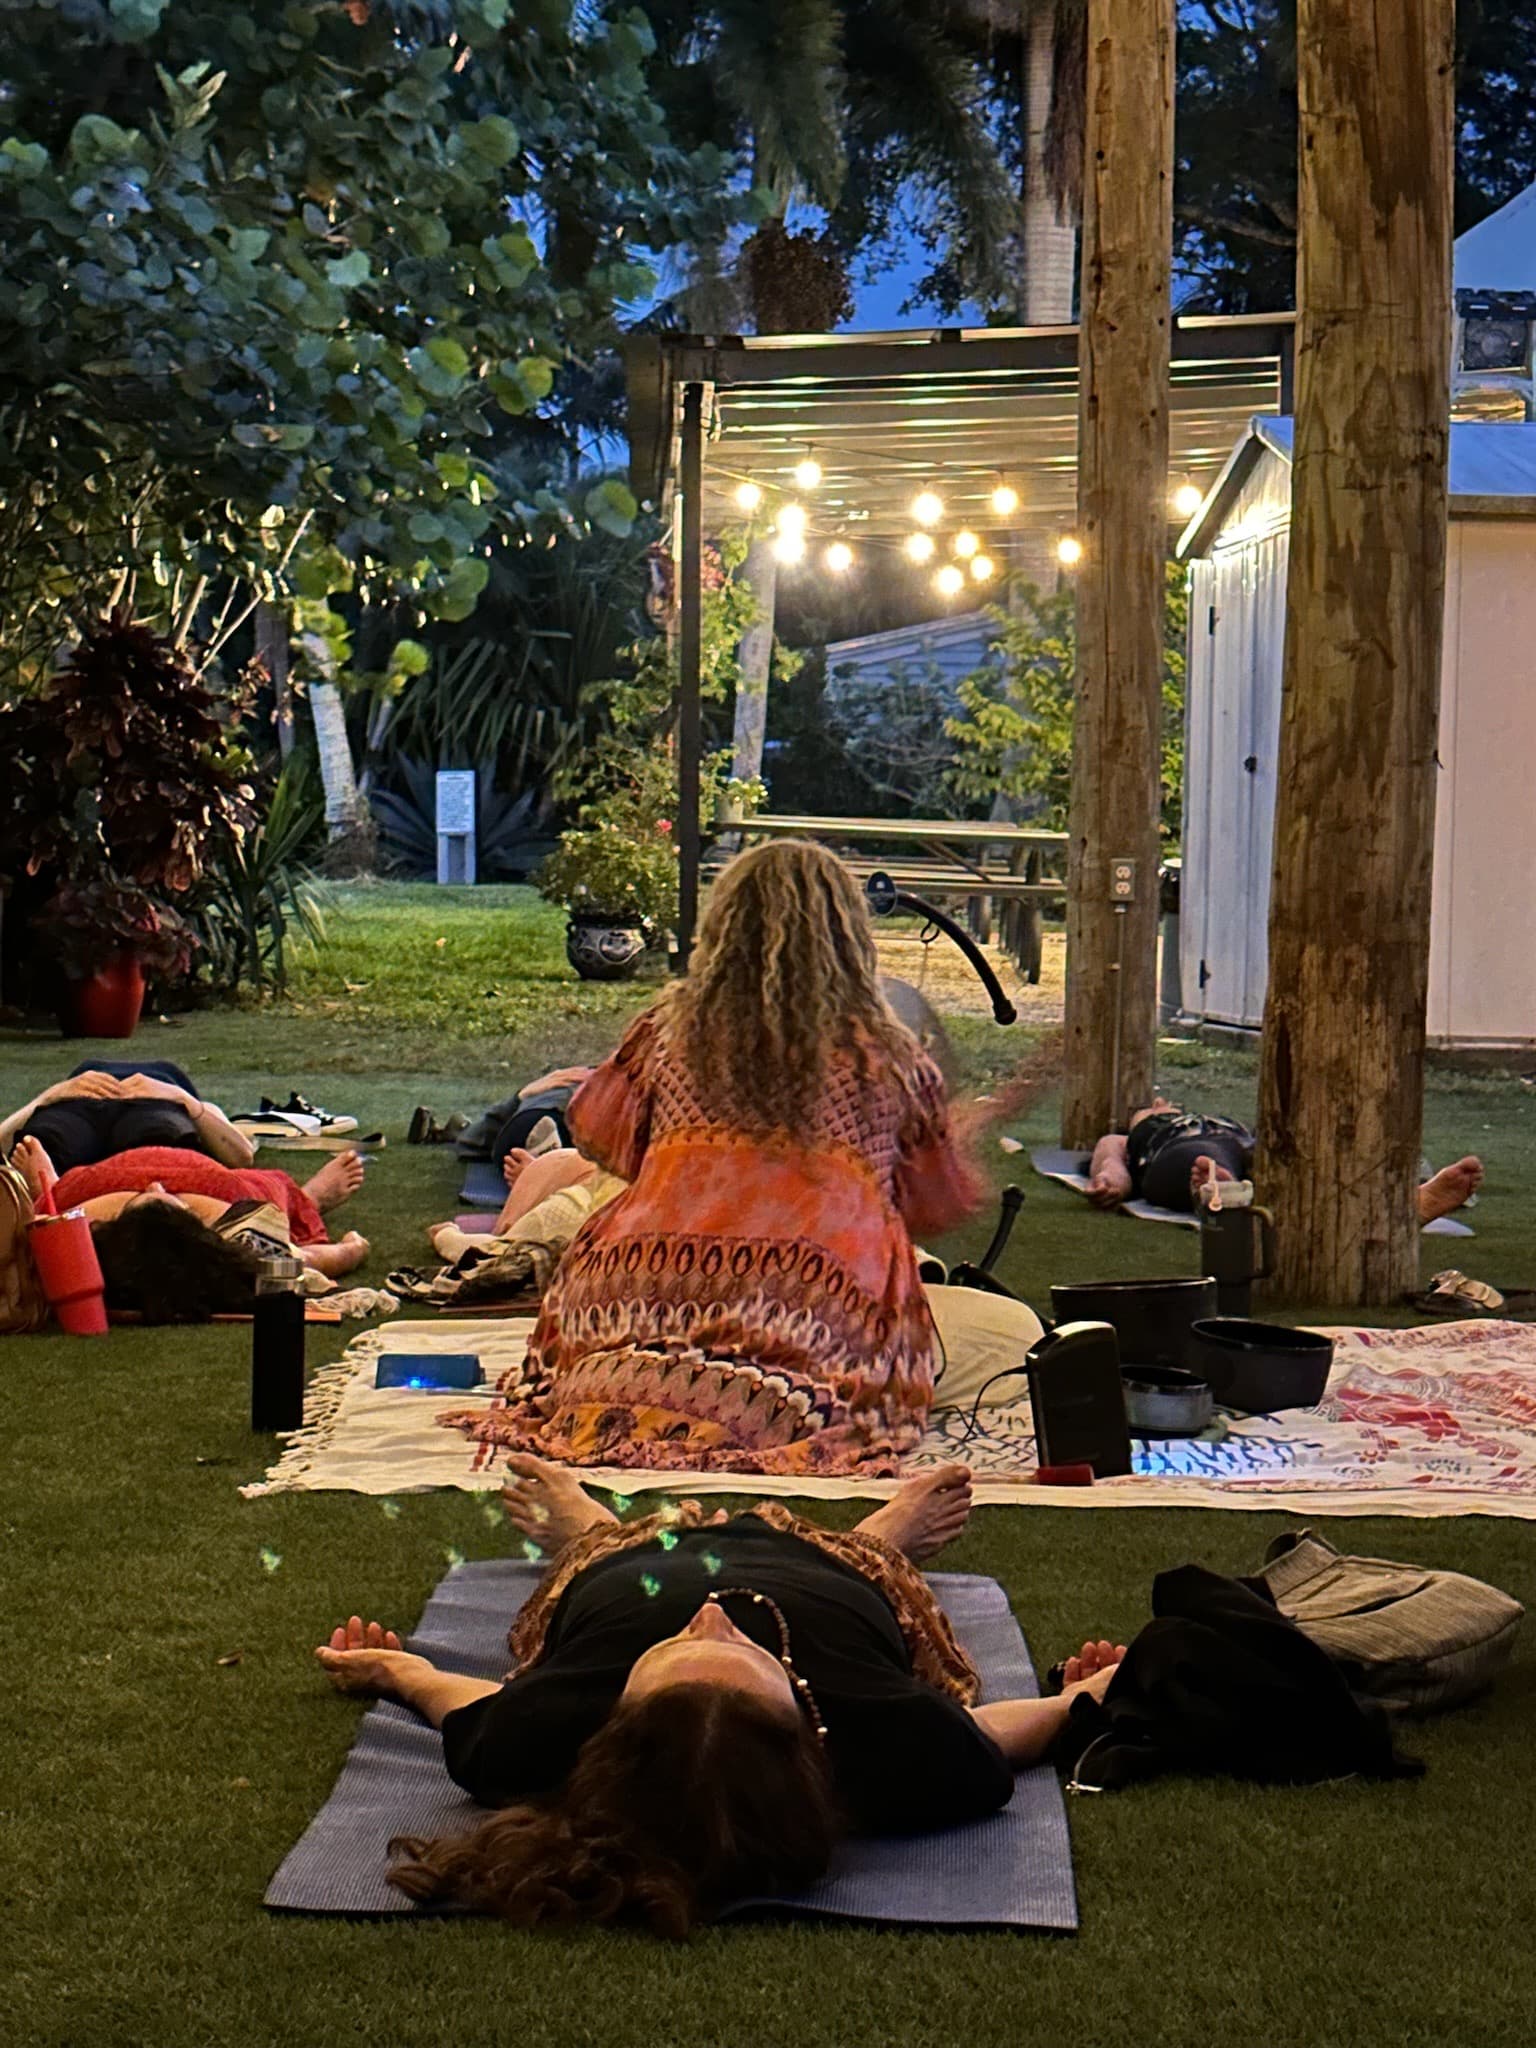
[251,1255,306,1431]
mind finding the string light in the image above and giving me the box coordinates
[734,481,762,513]
[1172,482,1204,519]
[905,532,936,564]
[911,490,944,526]
[990,482,1020,517]
[776,502,808,539]
[773,530,806,565]
[935,564,965,598]
[793,452,823,491]
[970,554,995,582]
[824,541,854,572]
[953,530,979,558]
[1057,535,1083,567]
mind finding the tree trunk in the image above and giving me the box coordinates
[254,602,294,761]
[310,680,363,838]
[1020,3,1076,324]
[1059,0,1174,1147]
[730,536,778,786]
[1254,0,1454,1306]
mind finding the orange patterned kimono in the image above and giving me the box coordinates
[442,1007,980,1475]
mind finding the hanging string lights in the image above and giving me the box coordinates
[934,564,965,598]
[952,529,979,558]
[824,541,854,572]
[910,489,945,526]
[990,481,1020,517]
[793,450,824,491]
[904,531,937,564]
[734,481,763,513]
[970,554,995,582]
[1172,481,1203,519]
[1056,534,1083,567]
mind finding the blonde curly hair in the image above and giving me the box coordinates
[659,838,926,1139]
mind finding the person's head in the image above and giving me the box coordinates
[389,1632,839,1937]
[663,838,920,1137]
[90,1201,263,1322]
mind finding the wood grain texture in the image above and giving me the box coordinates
[1255,0,1455,1303]
[1060,0,1175,1146]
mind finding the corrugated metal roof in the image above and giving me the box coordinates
[1455,180,1536,294]
[825,609,1002,689]
[1179,416,1536,556]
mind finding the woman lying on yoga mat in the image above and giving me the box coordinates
[438,838,984,1477]
[12,1134,369,1318]
[1086,1097,1484,1222]
[1,1059,257,1172]
[317,1458,1125,1935]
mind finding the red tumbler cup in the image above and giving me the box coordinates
[27,1211,109,1336]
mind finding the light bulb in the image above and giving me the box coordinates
[935,564,965,598]
[911,490,944,526]
[905,532,936,564]
[1172,482,1204,519]
[776,501,808,539]
[734,481,763,513]
[1056,534,1083,567]
[824,541,854,573]
[793,455,823,491]
[990,483,1020,517]
[970,554,995,582]
[953,530,979,558]
[773,531,806,565]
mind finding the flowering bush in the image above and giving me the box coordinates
[535,805,679,930]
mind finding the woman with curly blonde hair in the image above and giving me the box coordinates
[442,839,983,1475]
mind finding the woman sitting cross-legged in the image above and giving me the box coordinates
[316,1457,1124,1937]
[439,838,985,1477]
[13,1134,369,1320]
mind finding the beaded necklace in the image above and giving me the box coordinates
[705,1587,829,1743]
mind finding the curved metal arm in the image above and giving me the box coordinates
[865,872,1018,1025]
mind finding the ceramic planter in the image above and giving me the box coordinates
[58,954,146,1038]
[565,912,650,982]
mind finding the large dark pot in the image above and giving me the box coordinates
[1187,1318,1334,1415]
[565,912,649,983]
[58,954,146,1038]
[1049,1276,1218,1370]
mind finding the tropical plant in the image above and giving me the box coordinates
[47,876,196,984]
[184,753,326,997]
[370,761,552,883]
[376,643,581,792]
[0,1,743,693]
[946,564,1189,841]
[535,810,681,930]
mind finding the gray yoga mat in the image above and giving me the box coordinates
[458,1159,507,1209]
[266,1559,1079,1932]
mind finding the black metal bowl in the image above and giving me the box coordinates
[1187,1318,1334,1415]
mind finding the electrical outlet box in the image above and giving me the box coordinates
[1109,858,1137,903]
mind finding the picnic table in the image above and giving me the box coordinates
[720,814,1069,982]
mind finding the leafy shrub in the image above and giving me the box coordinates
[370,760,552,881]
[185,754,326,997]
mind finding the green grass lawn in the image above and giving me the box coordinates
[4,884,1535,2048]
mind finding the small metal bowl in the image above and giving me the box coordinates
[1121,1363,1215,1438]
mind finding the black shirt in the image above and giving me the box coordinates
[441,1520,1014,1833]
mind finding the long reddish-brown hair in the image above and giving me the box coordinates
[659,838,927,1139]
[389,1683,839,1938]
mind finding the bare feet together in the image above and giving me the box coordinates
[1189,1153,1238,1204]
[13,1134,58,1203]
[1418,1156,1484,1223]
[303,1230,369,1278]
[501,1452,619,1552]
[302,1150,366,1213]
[855,1464,974,1562]
[1058,1637,1128,1703]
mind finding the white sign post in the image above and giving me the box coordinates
[435,770,477,885]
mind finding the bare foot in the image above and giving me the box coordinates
[302,1231,369,1278]
[502,1147,533,1190]
[13,1134,59,1203]
[854,1464,974,1562]
[1418,1156,1484,1223]
[302,1150,366,1213]
[1058,1638,1128,1703]
[501,1452,618,1552]
[1189,1153,1237,1204]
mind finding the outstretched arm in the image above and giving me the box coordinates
[0,1073,123,1157]
[316,1616,501,1728]
[114,1075,256,1167]
[1086,1133,1133,1208]
[970,1641,1126,1765]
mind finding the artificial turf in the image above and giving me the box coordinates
[4,884,1534,2048]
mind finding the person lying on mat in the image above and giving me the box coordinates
[12,1134,369,1318]
[316,1457,1125,1936]
[1084,1098,1483,1223]
[1,1059,257,1173]
[435,837,985,1477]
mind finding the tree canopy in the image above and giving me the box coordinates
[0,0,738,687]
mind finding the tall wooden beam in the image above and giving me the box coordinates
[1059,0,1175,1146]
[675,381,705,972]
[1255,0,1455,1306]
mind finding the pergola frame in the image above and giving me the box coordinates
[623,313,1297,965]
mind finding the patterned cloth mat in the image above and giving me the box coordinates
[243,1317,1536,1518]
[264,1561,1078,1932]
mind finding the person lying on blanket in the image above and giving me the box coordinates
[1,1059,257,1172]
[11,1132,369,1320]
[436,838,986,1477]
[316,1457,1125,1937]
[1085,1098,1483,1224]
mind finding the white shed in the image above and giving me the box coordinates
[1177,415,1536,1052]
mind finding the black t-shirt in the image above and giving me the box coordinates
[1126,1110,1254,1207]
[441,1520,1013,1834]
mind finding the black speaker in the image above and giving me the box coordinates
[1026,1321,1133,1478]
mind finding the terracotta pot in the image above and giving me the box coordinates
[59,954,146,1038]
[565,913,649,983]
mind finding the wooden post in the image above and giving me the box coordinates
[675,381,705,972]
[1255,0,1454,1306]
[1059,0,1174,1147]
